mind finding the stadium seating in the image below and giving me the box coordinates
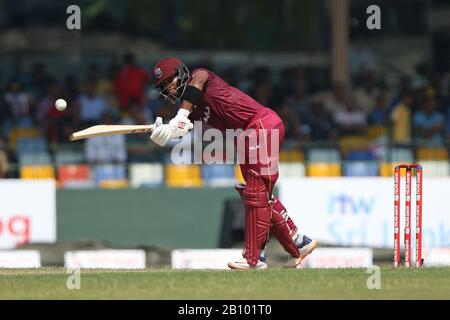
[54,149,85,165]
[307,163,341,177]
[7,128,450,185]
[129,163,164,187]
[307,148,341,162]
[278,162,305,178]
[380,162,395,177]
[279,149,304,162]
[99,179,129,188]
[343,161,379,177]
[367,125,388,140]
[416,147,449,161]
[18,152,52,165]
[379,162,412,177]
[390,148,414,162]
[92,164,128,188]
[16,137,47,154]
[419,161,450,177]
[20,165,55,179]
[346,150,375,161]
[8,127,41,152]
[339,135,369,157]
[57,165,94,188]
[202,164,235,187]
[165,164,203,187]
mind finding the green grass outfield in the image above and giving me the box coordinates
[1,267,450,299]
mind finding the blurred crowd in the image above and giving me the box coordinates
[237,65,450,148]
[0,53,155,144]
[1,52,450,177]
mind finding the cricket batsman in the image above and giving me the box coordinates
[150,57,317,269]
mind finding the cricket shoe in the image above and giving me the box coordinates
[284,235,318,268]
[228,258,267,270]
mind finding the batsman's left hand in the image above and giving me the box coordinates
[150,117,172,147]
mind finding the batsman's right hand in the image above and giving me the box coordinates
[150,117,172,147]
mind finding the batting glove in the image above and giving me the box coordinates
[150,117,172,147]
[168,108,193,138]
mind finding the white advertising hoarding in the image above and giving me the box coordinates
[64,250,146,269]
[172,249,242,269]
[299,248,373,268]
[0,250,41,268]
[0,180,56,249]
[424,248,450,266]
[279,177,450,249]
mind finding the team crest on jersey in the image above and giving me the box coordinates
[154,68,162,79]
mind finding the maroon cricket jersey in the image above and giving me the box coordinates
[188,68,267,130]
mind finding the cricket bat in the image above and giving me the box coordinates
[69,124,156,141]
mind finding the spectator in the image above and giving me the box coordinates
[286,77,310,119]
[114,53,150,110]
[10,54,32,90]
[390,93,413,144]
[279,66,305,97]
[121,100,139,126]
[122,103,158,162]
[320,81,348,114]
[235,68,254,94]
[414,96,445,145]
[86,62,101,82]
[349,44,377,76]
[334,95,367,136]
[146,86,164,120]
[35,78,66,142]
[85,111,127,164]
[4,79,33,127]
[78,77,109,127]
[389,76,413,113]
[220,67,239,88]
[154,99,177,122]
[64,75,80,104]
[253,81,277,106]
[0,89,6,126]
[249,66,271,89]
[303,98,337,142]
[128,103,148,126]
[0,137,9,178]
[354,68,380,114]
[271,100,302,141]
[107,59,120,80]
[28,62,50,101]
[131,97,153,124]
[369,93,390,126]
[58,76,82,141]
[85,62,115,97]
